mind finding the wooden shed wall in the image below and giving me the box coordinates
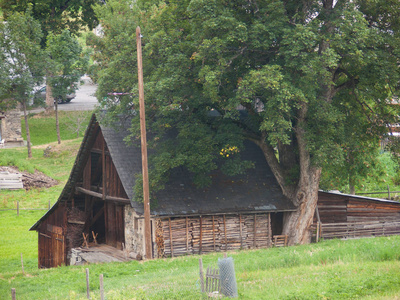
[315,192,400,240]
[37,204,67,268]
[156,213,273,258]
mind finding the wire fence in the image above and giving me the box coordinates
[0,201,51,216]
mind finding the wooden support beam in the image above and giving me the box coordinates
[223,215,227,251]
[267,213,272,247]
[199,216,203,255]
[102,139,106,201]
[253,214,257,248]
[75,187,130,203]
[169,218,174,257]
[212,216,215,251]
[186,217,189,254]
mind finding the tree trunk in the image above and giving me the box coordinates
[22,102,32,158]
[45,81,54,114]
[55,100,61,144]
[282,167,321,245]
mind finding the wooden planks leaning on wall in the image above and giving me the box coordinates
[158,213,272,258]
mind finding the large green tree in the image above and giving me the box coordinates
[0,0,101,112]
[91,0,400,245]
[0,0,100,39]
[47,29,88,143]
[0,9,46,157]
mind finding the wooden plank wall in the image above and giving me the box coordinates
[38,205,67,268]
[158,213,272,258]
[315,192,400,240]
[104,202,125,250]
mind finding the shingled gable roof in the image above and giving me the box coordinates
[31,113,295,230]
[100,115,295,216]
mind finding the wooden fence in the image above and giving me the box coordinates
[0,201,51,216]
[312,221,400,240]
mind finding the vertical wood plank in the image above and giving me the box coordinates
[186,217,189,253]
[199,216,203,255]
[11,288,16,300]
[212,216,215,251]
[102,140,106,200]
[169,218,174,257]
[223,215,227,251]
[267,213,271,247]
[253,214,257,248]
[239,214,243,249]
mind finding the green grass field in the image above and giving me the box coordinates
[1,111,400,299]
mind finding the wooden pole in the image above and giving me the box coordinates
[199,258,205,293]
[136,26,152,260]
[11,288,16,300]
[100,274,104,300]
[199,216,203,255]
[21,253,24,275]
[86,268,90,299]
[168,217,174,257]
[388,185,391,200]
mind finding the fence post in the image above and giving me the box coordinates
[199,258,205,293]
[100,274,104,300]
[86,268,90,299]
[388,185,391,200]
[11,288,16,300]
[21,253,24,275]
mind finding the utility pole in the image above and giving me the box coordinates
[136,26,152,259]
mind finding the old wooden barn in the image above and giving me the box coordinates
[30,114,296,268]
[312,191,400,240]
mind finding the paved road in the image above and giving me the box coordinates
[29,75,98,114]
[59,75,98,111]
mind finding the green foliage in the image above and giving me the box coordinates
[0,8,46,110]
[0,0,101,45]
[90,0,400,201]
[46,30,88,99]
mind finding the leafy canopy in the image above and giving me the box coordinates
[90,0,400,196]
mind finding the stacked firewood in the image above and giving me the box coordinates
[159,213,273,258]
[66,208,86,250]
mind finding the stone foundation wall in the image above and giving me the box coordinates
[124,206,145,259]
[0,109,24,146]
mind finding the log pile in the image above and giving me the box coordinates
[159,213,273,258]
[66,208,86,252]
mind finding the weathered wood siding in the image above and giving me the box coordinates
[157,213,272,258]
[314,192,400,240]
[37,204,67,268]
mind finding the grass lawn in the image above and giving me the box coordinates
[1,222,400,300]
